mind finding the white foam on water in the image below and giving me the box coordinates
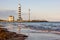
[20,28,60,40]
[5,23,60,40]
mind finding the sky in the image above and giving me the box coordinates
[0,0,60,21]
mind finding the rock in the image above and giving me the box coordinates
[0,28,28,40]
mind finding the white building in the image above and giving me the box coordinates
[8,16,14,22]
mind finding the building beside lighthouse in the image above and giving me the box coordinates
[17,3,23,22]
[8,16,14,22]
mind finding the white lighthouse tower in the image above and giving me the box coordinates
[17,0,22,22]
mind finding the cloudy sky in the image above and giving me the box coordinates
[0,0,60,21]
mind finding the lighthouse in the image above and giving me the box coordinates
[17,0,22,22]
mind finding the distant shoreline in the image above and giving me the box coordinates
[0,21,60,23]
[0,21,48,22]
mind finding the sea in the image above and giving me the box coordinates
[0,22,60,40]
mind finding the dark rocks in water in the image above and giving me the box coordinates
[0,28,28,40]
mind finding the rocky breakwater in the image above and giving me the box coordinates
[0,25,28,40]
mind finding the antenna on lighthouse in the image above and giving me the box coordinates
[18,0,20,4]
